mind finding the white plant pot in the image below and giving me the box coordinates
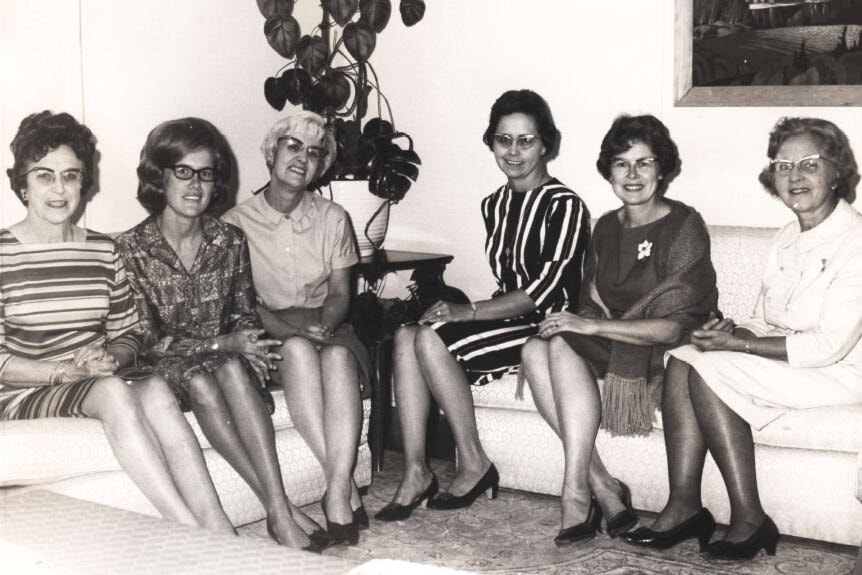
[328,180,390,258]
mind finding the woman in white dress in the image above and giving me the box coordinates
[622,117,862,560]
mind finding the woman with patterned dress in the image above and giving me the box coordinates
[522,114,718,546]
[375,90,591,521]
[623,117,862,561]
[223,111,371,546]
[0,111,233,531]
[115,118,325,551]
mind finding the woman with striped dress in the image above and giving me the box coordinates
[0,111,233,531]
[375,90,591,521]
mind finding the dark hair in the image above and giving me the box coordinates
[137,117,232,213]
[758,117,859,203]
[482,90,560,159]
[596,115,680,192]
[6,111,97,204]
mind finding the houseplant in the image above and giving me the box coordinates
[257,0,424,255]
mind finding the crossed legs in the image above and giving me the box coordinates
[82,375,232,532]
[521,335,626,527]
[387,325,493,504]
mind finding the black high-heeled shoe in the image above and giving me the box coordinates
[353,503,369,530]
[554,496,603,546]
[620,507,716,551]
[320,491,360,546]
[604,479,639,538]
[267,518,322,553]
[706,515,779,560]
[427,464,499,510]
[374,475,440,522]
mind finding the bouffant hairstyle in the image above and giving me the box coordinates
[482,90,560,160]
[136,117,232,213]
[7,111,97,204]
[596,114,680,192]
[758,117,859,203]
[260,111,337,181]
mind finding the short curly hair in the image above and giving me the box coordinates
[260,111,337,183]
[136,117,232,213]
[758,117,859,202]
[596,115,680,191]
[482,90,560,160]
[7,111,97,204]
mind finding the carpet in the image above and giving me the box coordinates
[238,452,858,574]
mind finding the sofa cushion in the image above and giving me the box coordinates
[0,389,371,487]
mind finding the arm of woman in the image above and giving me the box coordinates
[301,267,352,341]
[0,353,118,388]
[540,313,684,346]
[420,290,536,323]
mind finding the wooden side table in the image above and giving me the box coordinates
[354,250,454,472]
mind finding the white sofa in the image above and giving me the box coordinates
[0,390,372,527]
[471,225,862,546]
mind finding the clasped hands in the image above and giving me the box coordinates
[218,328,282,383]
[63,344,121,381]
[689,315,746,352]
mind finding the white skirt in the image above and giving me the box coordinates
[666,345,862,430]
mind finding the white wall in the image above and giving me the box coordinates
[2,0,860,298]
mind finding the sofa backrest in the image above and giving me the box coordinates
[707,225,777,322]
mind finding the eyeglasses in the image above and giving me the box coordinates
[610,157,658,173]
[167,164,218,182]
[493,134,538,150]
[769,154,828,175]
[25,167,86,186]
[277,136,326,161]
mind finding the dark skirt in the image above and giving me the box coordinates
[431,313,541,386]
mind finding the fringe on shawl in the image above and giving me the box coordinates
[600,372,664,437]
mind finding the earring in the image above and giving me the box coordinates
[831,183,838,190]
[21,191,28,201]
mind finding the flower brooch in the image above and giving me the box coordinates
[637,240,653,261]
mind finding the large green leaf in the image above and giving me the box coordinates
[264,77,288,111]
[358,0,391,33]
[323,0,358,25]
[362,117,395,139]
[264,15,301,59]
[343,23,376,62]
[257,0,294,18]
[296,35,328,76]
[279,68,311,105]
[386,159,419,181]
[399,0,425,26]
[315,71,352,110]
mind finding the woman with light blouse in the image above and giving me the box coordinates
[223,111,370,546]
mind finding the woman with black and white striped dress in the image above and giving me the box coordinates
[375,90,590,521]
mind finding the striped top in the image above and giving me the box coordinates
[0,229,142,384]
[482,179,591,313]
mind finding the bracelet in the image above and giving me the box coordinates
[744,338,751,354]
[469,302,477,320]
[49,360,70,386]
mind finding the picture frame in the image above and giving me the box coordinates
[674,0,862,107]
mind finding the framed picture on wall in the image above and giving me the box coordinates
[675,0,862,106]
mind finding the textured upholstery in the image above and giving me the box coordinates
[0,390,372,526]
[471,225,862,545]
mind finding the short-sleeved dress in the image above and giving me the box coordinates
[668,199,862,430]
[115,215,265,409]
[431,179,591,385]
[0,229,143,420]
[222,190,371,395]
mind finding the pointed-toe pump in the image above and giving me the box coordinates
[706,515,779,561]
[554,497,603,546]
[267,519,322,553]
[375,475,440,522]
[621,507,717,551]
[353,503,370,530]
[427,464,500,510]
[320,492,360,546]
[604,479,639,538]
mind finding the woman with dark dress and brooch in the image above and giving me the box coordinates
[116,118,327,552]
[375,89,591,520]
[521,114,718,546]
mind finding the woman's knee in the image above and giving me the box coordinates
[521,336,549,366]
[393,324,418,351]
[278,335,317,359]
[320,343,355,367]
[413,325,445,358]
[86,376,140,420]
[187,373,224,409]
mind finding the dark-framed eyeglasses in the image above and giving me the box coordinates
[493,133,538,150]
[25,167,86,186]
[167,164,218,182]
[610,157,658,174]
[276,135,326,161]
[769,154,828,175]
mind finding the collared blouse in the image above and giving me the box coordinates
[222,190,357,311]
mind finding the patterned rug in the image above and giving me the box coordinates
[238,452,858,574]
